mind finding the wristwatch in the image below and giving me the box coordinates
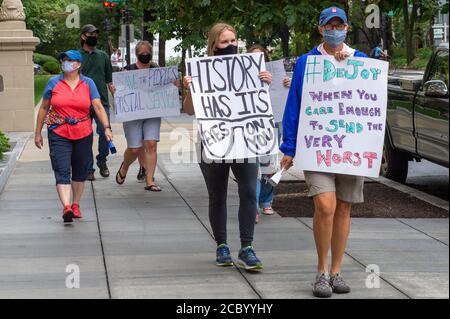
[104,125,112,131]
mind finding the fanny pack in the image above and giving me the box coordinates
[45,108,90,130]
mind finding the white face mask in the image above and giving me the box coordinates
[61,61,79,73]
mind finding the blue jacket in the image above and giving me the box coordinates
[280,46,368,157]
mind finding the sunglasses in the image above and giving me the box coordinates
[323,24,347,31]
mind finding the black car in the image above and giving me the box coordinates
[382,44,449,183]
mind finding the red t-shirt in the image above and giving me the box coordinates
[43,74,101,140]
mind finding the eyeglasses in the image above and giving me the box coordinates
[323,24,347,31]
[198,118,278,159]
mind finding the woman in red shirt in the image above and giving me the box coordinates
[34,50,113,223]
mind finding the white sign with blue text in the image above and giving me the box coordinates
[111,66,180,123]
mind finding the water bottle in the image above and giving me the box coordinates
[108,140,117,155]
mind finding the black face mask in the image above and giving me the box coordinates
[137,54,152,64]
[85,36,98,47]
[214,44,238,56]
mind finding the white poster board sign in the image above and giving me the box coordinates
[266,59,289,123]
[295,56,388,177]
[186,52,278,160]
[111,66,180,123]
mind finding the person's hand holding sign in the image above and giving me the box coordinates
[334,50,351,61]
[280,155,294,171]
[259,71,272,85]
[183,76,192,90]
[283,77,291,88]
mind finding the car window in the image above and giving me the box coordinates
[427,50,449,87]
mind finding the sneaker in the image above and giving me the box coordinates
[216,244,233,267]
[87,171,96,181]
[97,162,110,178]
[62,205,74,223]
[312,272,333,298]
[137,166,146,182]
[238,246,263,271]
[330,273,351,294]
[71,203,82,219]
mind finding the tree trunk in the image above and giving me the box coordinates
[143,8,154,44]
[279,25,290,58]
[159,36,166,67]
[404,0,418,64]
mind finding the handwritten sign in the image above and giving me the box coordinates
[295,56,388,177]
[186,52,277,160]
[111,66,181,123]
[266,59,289,123]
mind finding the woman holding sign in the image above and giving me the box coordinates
[183,23,272,271]
[115,41,163,191]
[280,7,368,298]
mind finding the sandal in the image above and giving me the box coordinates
[115,162,127,185]
[262,207,275,215]
[145,184,162,192]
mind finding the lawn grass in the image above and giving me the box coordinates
[34,75,52,106]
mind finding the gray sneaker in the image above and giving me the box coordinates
[312,272,332,298]
[330,273,351,294]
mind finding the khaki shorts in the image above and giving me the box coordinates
[303,171,365,203]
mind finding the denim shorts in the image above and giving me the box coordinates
[123,117,161,148]
[48,130,93,185]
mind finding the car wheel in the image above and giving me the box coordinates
[380,137,409,183]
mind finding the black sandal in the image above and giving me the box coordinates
[115,162,127,185]
[145,184,162,192]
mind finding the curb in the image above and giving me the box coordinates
[0,132,31,195]
[368,176,449,212]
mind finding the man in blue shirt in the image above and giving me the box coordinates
[280,6,368,298]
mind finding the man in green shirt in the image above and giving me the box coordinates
[79,24,115,180]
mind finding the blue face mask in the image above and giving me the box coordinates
[323,29,347,48]
[61,61,79,73]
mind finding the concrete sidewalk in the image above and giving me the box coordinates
[0,115,448,299]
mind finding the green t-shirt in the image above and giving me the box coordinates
[78,48,113,107]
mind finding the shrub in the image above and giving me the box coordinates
[0,130,10,161]
[33,53,59,66]
[43,61,61,74]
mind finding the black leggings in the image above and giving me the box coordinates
[199,161,258,246]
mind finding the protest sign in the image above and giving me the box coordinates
[186,52,278,160]
[266,59,290,123]
[111,66,180,123]
[295,56,388,177]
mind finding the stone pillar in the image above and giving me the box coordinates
[0,0,40,132]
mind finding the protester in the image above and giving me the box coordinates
[115,41,163,191]
[280,6,368,298]
[247,44,290,224]
[78,24,115,181]
[183,23,272,271]
[371,43,387,60]
[111,48,125,72]
[34,50,113,223]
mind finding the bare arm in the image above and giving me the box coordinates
[182,76,195,115]
[34,99,50,149]
[92,98,113,141]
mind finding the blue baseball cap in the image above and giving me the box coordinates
[319,6,348,26]
[58,50,83,62]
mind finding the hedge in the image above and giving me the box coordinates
[0,130,10,161]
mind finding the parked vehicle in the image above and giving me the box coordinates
[383,44,449,183]
[33,63,41,75]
